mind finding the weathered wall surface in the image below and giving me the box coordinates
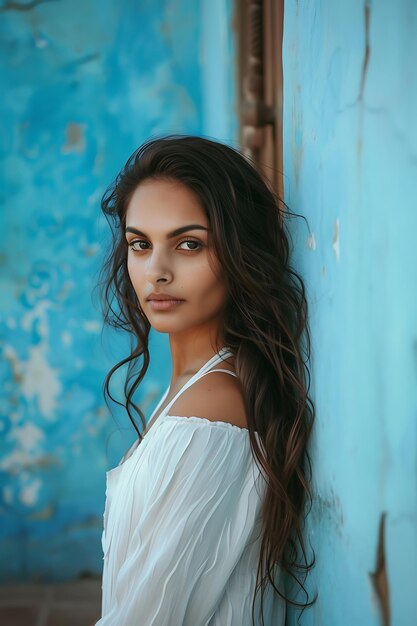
[0,0,236,582]
[282,1,416,625]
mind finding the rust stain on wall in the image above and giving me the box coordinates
[358,1,371,102]
[369,512,390,626]
[357,0,371,167]
[28,503,55,521]
[61,122,86,155]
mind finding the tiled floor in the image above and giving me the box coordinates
[0,578,102,626]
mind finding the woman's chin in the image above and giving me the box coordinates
[149,320,185,333]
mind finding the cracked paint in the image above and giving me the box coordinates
[369,512,390,626]
[332,217,340,262]
[1,0,237,584]
[82,320,101,333]
[4,344,62,420]
[358,0,371,102]
[283,1,416,623]
[11,423,44,451]
[19,478,42,506]
[307,231,316,250]
[61,122,86,155]
[21,346,61,419]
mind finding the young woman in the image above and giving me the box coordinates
[95,135,316,626]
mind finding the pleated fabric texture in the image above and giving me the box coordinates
[96,349,286,626]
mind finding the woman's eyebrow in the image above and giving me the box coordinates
[125,224,210,239]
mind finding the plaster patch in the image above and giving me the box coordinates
[307,232,316,250]
[61,331,72,347]
[6,317,16,329]
[95,407,108,419]
[19,478,42,506]
[26,284,49,303]
[12,422,44,451]
[3,345,24,385]
[9,299,62,417]
[61,122,86,155]
[29,503,54,520]
[21,343,62,418]
[88,190,101,205]
[21,300,51,334]
[332,218,340,262]
[4,343,62,420]
[57,280,75,301]
[83,320,101,333]
[0,449,33,471]
[0,450,57,472]
[10,412,20,424]
[35,36,49,49]
[84,243,100,257]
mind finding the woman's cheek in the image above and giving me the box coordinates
[127,257,141,293]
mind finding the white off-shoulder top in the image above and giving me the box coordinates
[96,347,286,626]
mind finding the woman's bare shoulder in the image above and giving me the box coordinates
[166,364,248,430]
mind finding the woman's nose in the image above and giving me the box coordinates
[144,250,172,282]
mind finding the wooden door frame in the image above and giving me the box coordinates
[235,0,284,201]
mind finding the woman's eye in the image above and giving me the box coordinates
[177,239,202,251]
[128,239,202,252]
[128,240,149,251]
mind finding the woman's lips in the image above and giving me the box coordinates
[148,299,185,311]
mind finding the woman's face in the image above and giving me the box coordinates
[125,178,227,336]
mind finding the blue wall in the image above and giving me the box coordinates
[0,0,236,582]
[282,1,417,625]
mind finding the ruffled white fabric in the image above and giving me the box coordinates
[97,417,285,625]
[97,348,286,625]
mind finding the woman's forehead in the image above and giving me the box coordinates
[126,179,208,228]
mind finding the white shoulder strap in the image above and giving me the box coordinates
[199,368,238,378]
[161,349,235,415]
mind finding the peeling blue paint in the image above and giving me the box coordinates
[283,1,417,624]
[0,0,236,582]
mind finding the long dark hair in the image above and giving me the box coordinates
[98,134,317,624]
